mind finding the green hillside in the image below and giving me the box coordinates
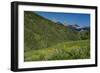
[24,11,90,61]
[24,11,80,51]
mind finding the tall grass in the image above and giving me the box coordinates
[24,40,90,61]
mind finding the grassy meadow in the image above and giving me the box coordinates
[24,40,90,61]
[24,11,90,61]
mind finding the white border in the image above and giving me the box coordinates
[18,5,96,68]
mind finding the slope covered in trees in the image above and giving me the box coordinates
[24,11,80,51]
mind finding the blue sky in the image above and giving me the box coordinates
[35,11,90,27]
